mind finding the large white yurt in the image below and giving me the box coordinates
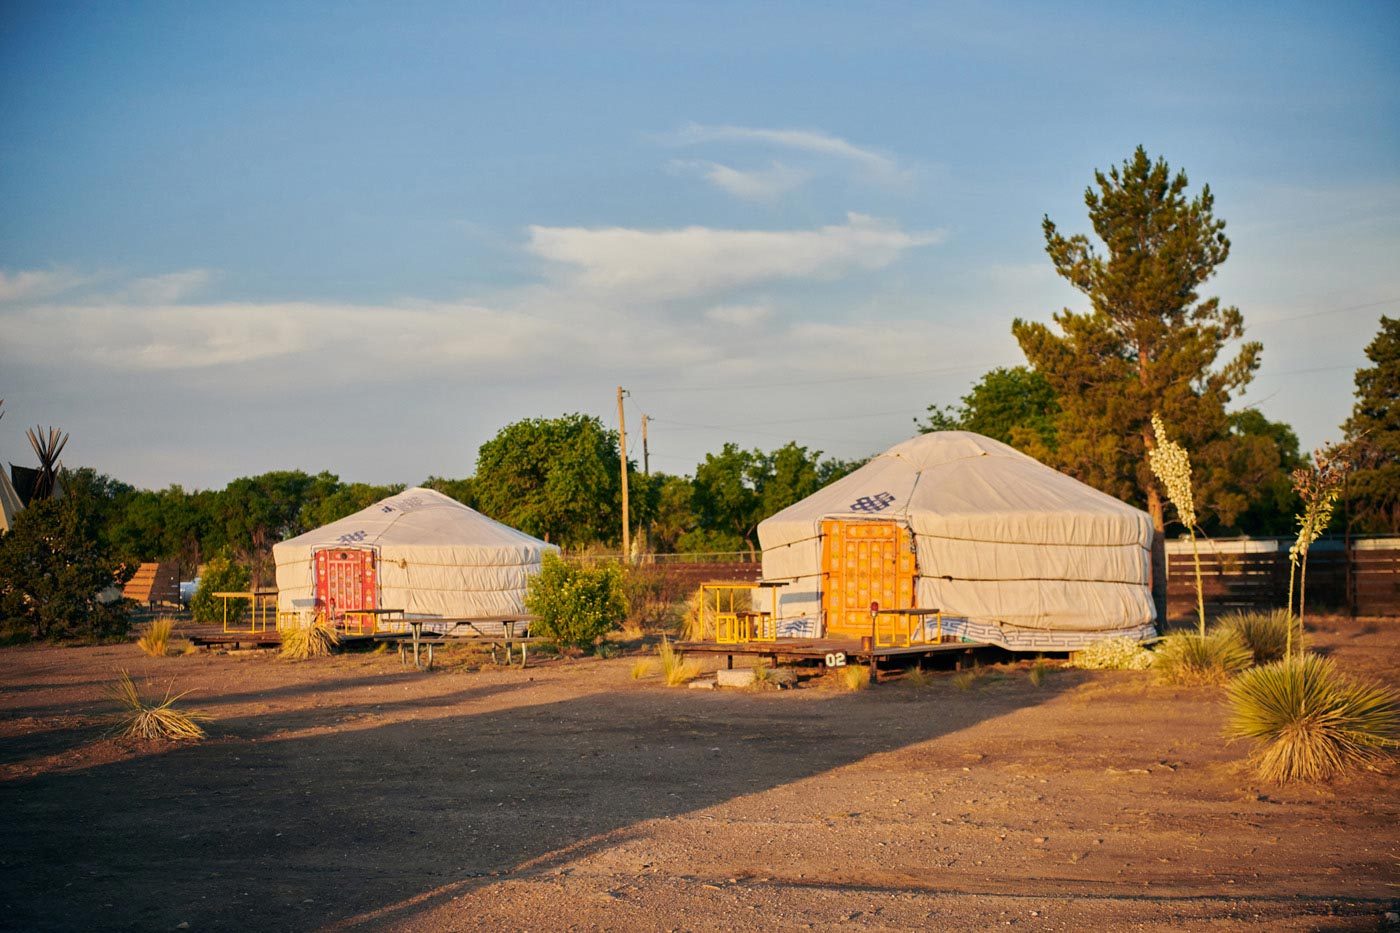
[756,432,1156,650]
[273,487,558,629]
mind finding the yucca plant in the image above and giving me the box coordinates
[1215,610,1293,665]
[1226,654,1398,783]
[279,623,341,661]
[1286,441,1355,656]
[657,636,700,686]
[1148,414,1205,635]
[136,617,178,658]
[1152,630,1253,686]
[839,664,871,692]
[108,670,209,741]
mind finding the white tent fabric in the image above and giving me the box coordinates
[756,432,1156,650]
[273,487,558,627]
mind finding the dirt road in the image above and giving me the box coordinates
[1,618,1396,930]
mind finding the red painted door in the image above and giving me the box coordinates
[314,548,377,621]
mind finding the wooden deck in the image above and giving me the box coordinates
[676,637,990,680]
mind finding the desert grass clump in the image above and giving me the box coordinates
[657,636,701,686]
[108,670,209,741]
[1216,610,1293,665]
[838,665,871,692]
[1152,630,1253,686]
[1226,654,1398,783]
[1071,636,1154,671]
[951,668,980,691]
[136,617,178,657]
[903,666,934,688]
[1028,659,1051,688]
[630,658,655,680]
[279,623,341,661]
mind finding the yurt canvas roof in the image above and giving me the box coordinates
[273,487,558,623]
[757,432,1155,650]
[276,486,551,559]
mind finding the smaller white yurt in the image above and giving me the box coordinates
[756,432,1156,650]
[273,487,557,630]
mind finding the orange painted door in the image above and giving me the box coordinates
[314,548,377,620]
[820,520,916,639]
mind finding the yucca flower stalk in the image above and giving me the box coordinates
[1287,442,1354,657]
[1148,414,1205,635]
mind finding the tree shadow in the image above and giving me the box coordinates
[0,674,1068,931]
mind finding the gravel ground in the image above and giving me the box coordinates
[1,616,1396,931]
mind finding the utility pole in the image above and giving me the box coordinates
[617,386,630,562]
[640,414,650,557]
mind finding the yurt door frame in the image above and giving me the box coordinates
[820,519,916,640]
[313,546,378,629]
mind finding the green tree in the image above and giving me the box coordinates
[298,482,405,528]
[1344,316,1400,533]
[0,473,132,641]
[422,475,477,508]
[474,414,622,548]
[189,555,252,624]
[1012,147,1265,533]
[217,470,333,585]
[1220,410,1303,535]
[917,366,1060,450]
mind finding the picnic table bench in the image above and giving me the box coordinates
[372,616,540,670]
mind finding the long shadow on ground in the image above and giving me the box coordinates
[0,672,1065,931]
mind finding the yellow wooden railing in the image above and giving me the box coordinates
[872,608,943,648]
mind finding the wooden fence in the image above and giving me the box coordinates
[1166,536,1400,619]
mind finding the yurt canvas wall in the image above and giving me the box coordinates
[756,432,1156,650]
[274,487,557,628]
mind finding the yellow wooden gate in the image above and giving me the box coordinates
[820,519,916,639]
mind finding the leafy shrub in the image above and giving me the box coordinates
[279,623,340,660]
[108,671,208,741]
[136,617,178,657]
[1153,630,1253,685]
[1072,636,1154,671]
[190,556,250,624]
[657,636,700,686]
[1215,610,1292,665]
[525,554,628,651]
[620,565,689,637]
[1226,654,1398,783]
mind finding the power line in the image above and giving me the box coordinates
[1249,297,1398,328]
[631,361,994,394]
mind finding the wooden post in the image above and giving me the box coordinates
[640,414,650,556]
[617,386,630,562]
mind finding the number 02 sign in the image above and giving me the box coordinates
[825,652,847,668]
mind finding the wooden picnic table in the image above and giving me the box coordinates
[372,617,539,670]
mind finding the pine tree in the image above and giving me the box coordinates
[1343,316,1400,533]
[1012,147,1266,534]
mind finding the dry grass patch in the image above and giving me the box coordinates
[136,617,178,658]
[108,670,209,741]
[838,665,871,692]
[657,637,701,686]
[279,623,341,661]
[630,658,655,680]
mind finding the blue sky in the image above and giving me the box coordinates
[2,1,1397,488]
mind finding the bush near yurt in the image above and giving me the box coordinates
[525,553,628,651]
[190,556,251,624]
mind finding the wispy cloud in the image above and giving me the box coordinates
[668,159,812,203]
[704,303,773,327]
[0,268,88,305]
[665,122,909,184]
[527,213,941,301]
